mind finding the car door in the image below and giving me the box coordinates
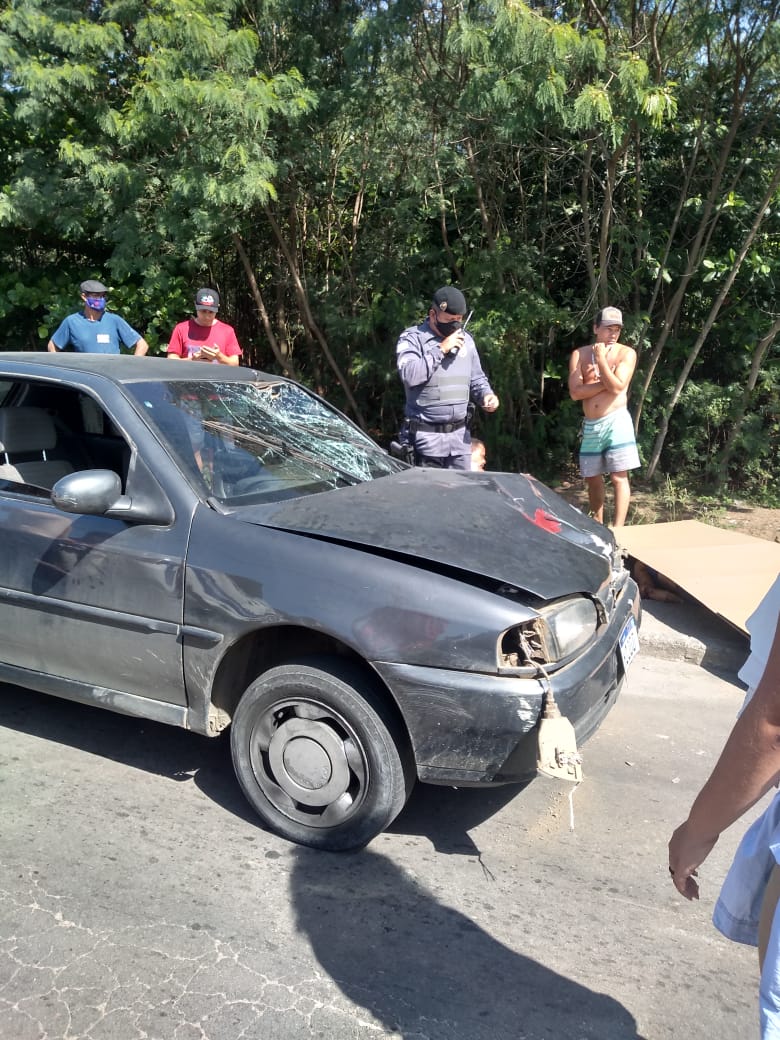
[0,380,192,713]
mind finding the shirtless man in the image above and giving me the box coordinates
[568,306,640,529]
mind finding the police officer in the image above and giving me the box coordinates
[396,286,499,468]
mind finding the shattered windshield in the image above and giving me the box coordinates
[128,378,405,504]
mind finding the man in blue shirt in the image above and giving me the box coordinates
[47,279,149,355]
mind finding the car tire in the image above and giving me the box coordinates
[230,657,415,851]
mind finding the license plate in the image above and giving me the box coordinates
[619,615,640,671]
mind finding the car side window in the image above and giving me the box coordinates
[0,383,132,492]
[80,395,106,434]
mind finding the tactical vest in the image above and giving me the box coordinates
[408,343,471,412]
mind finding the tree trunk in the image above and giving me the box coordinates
[434,152,462,281]
[263,205,367,428]
[633,72,757,433]
[464,136,505,292]
[645,163,780,479]
[232,233,300,380]
[631,126,701,397]
[714,314,780,492]
[580,138,597,300]
[596,131,629,303]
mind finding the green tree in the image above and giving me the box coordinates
[0,0,313,347]
[1,0,778,499]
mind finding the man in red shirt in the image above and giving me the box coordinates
[166,288,242,365]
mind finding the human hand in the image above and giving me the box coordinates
[668,821,719,900]
[441,329,465,355]
[200,346,220,361]
[584,345,603,382]
[482,393,499,412]
[592,341,610,371]
[583,361,600,383]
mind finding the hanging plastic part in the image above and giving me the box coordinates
[517,631,583,784]
[536,684,583,784]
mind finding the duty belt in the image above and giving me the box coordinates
[409,417,467,434]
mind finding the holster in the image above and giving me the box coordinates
[389,440,415,465]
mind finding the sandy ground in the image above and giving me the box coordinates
[713,501,780,542]
[553,480,780,544]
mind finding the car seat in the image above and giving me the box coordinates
[0,406,76,488]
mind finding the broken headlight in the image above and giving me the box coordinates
[500,596,599,667]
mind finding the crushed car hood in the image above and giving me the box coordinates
[233,469,615,601]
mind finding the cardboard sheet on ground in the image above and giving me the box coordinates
[619,520,779,635]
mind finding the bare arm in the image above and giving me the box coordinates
[669,612,780,899]
[133,337,150,357]
[47,340,58,353]
[198,345,240,366]
[595,344,636,394]
[568,347,604,400]
[212,349,239,366]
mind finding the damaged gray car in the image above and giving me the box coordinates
[0,353,640,850]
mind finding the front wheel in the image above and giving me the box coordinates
[230,658,414,851]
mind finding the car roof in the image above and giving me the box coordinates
[0,353,283,387]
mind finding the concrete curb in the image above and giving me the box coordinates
[637,597,748,676]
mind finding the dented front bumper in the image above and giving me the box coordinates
[374,578,641,785]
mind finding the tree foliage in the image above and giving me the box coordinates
[0,0,777,500]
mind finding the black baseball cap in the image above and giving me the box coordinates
[432,286,467,316]
[195,287,219,311]
[80,279,109,294]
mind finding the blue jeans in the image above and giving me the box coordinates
[714,792,780,1037]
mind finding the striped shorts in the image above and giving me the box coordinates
[579,409,640,478]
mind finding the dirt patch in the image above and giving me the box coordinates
[552,479,780,544]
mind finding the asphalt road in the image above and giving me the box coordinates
[0,651,767,1040]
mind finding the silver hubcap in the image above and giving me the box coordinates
[249,699,369,828]
[268,717,351,806]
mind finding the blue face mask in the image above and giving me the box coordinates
[86,296,107,312]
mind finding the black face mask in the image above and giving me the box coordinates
[433,315,463,335]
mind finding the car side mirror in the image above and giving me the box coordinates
[51,469,123,514]
[51,468,175,525]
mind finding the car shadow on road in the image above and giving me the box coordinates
[290,846,647,1040]
[0,683,261,827]
[390,781,527,854]
[0,684,527,847]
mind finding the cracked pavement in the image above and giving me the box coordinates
[0,656,767,1039]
